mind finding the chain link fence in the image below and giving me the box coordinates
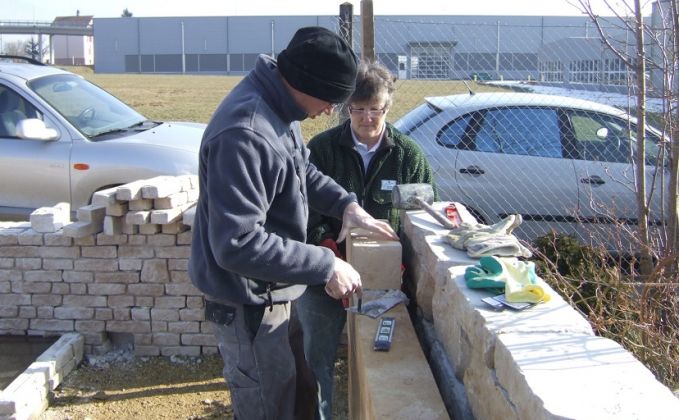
[328,15,669,251]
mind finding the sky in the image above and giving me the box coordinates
[2,0,656,22]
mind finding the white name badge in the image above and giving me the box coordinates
[381,180,397,191]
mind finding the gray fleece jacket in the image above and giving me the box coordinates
[189,55,356,306]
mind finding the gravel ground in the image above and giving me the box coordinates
[40,348,348,420]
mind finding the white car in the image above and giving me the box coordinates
[394,92,666,248]
[0,56,205,220]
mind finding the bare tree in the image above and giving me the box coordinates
[574,0,679,276]
[1,40,26,56]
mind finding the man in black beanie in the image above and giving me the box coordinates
[189,26,397,420]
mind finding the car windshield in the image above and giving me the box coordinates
[28,74,146,138]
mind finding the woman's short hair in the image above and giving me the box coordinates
[348,60,397,108]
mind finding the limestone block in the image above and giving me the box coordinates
[141,176,184,199]
[161,221,189,234]
[348,303,447,419]
[126,210,150,225]
[150,203,193,225]
[92,186,121,206]
[62,220,102,238]
[495,333,679,420]
[346,228,402,290]
[30,202,71,233]
[416,235,477,320]
[182,205,196,227]
[432,268,593,376]
[103,215,123,235]
[122,220,139,234]
[139,223,161,235]
[128,198,153,211]
[154,191,188,210]
[462,356,520,420]
[116,179,149,201]
[106,201,128,216]
[76,204,106,223]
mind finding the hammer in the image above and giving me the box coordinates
[392,183,458,230]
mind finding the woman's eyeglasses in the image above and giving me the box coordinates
[348,106,388,117]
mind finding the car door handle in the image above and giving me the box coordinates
[459,165,485,175]
[580,175,606,185]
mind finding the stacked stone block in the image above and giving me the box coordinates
[401,206,679,419]
[61,175,199,238]
[0,176,213,357]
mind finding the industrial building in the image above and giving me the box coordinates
[92,15,631,79]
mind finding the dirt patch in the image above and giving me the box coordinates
[40,350,348,420]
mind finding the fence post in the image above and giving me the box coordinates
[361,0,375,62]
[339,2,353,48]
[337,2,354,122]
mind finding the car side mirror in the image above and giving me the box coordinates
[16,118,59,141]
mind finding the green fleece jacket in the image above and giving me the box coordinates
[307,120,437,245]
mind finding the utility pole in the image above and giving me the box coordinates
[361,0,375,62]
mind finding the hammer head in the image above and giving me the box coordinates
[392,183,435,210]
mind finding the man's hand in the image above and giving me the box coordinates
[324,257,362,300]
[337,202,398,243]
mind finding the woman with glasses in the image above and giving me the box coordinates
[297,60,436,420]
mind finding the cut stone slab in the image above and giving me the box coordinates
[495,333,679,419]
[348,304,447,419]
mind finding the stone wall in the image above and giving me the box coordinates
[402,205,679,419]
[0,176,214,356]
[0,215,213,356]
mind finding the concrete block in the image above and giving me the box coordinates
[126,210,150,225]
[139,223,161,235]
[62,220,102,238]
[182,206,196,227]
[128,198,153,211]
[154,191,188,210]
[103,215,123,235]
[92,186,121,205]
[18,229,43,245]
[105,201,128,216]
[141,175,184,199]
[150,203,192,225]
[30,202,71,233]
[116,179,149,201]
[76,204,106,223]
[161,221,188,234]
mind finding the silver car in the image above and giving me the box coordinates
[394,92,666,248]
[0,57,205,220]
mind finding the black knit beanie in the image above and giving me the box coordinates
[278,26,358,104]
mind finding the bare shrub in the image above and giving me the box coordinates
[532,232,678,389]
